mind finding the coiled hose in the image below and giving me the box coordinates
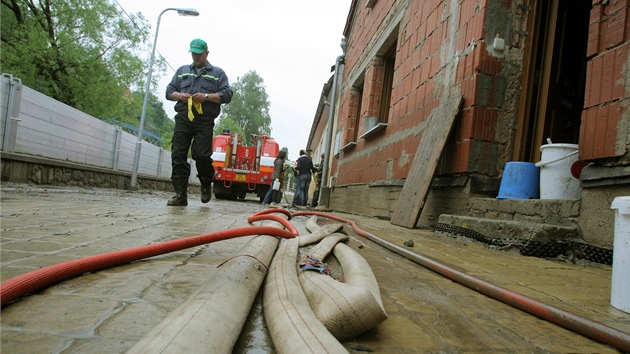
[293,210,630,353]
[127,211,292,354]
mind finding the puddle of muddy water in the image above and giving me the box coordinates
[233,289,276,354]
[233,244,346,353]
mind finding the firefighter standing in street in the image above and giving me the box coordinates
[165,39,233,206]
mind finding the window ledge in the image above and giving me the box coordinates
[359,123,388,139]
[339,141,357,152]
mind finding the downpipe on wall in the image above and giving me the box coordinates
[320,37,347,198]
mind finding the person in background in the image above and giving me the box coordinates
[262,150,287,205]
[165,39,233,206]
[311,153,325,207]
[292,149,316,207]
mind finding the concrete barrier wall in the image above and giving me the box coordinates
[1,73,198,184]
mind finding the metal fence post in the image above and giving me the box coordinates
[113,126,122,171]
[2,73,23,152]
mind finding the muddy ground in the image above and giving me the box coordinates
[1,184,626,353]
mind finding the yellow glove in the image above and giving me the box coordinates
[187,97,203,121]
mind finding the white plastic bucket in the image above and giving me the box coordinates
[611,196,630,313]
[536,143,580,199]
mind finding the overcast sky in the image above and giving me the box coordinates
[114,0,351,161]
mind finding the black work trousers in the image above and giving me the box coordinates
[171,113,215,180]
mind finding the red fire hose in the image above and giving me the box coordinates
[250,207,292,219]
[292,211,630,353]
[247,210,296,235]
[0,219,297,307]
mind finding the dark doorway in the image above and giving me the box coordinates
[514,0,591,162]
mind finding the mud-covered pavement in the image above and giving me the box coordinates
[1,183,628,353]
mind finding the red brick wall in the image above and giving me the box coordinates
[442,0,504,176]
[362,57,385,125]
[581,1,629,159]
[342,88,361,143]
[336,0,630,185]
[337,0,507,185]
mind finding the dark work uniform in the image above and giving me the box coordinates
[294,154,316,206]
[165,62,233,180]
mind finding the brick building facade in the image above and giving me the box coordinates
[310,0,630,248]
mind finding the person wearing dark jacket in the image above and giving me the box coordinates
[262,150,287,205]
[165,39,233,206]
[292,149,316,207]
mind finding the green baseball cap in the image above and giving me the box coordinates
[189,39,208,54]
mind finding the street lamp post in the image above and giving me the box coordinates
[130,7,200,189]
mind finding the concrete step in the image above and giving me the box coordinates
[433,198,616,264]
[436,214,581,243]
[466,198,580,227]
[436,197,582,242]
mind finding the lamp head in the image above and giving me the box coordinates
[176,8,199,16]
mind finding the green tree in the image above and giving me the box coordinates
[214,116,245,138]
[220,70,271,145]
[1,0,171,142]
[122,91,174,149]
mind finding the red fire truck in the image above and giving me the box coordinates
[211,131,279,201]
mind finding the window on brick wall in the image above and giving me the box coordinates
[352,84,363,142]
[334,130,343,155]
[345,84,363,142]
[379,45,396,123]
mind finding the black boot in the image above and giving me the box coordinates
[167,177,188,206]
[198,175,212,203]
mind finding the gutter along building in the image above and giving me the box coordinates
[308,0,630,251]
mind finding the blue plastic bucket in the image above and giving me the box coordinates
[497,162,540,199]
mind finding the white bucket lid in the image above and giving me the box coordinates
[539,143,578,151]
[611,196,630,214]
